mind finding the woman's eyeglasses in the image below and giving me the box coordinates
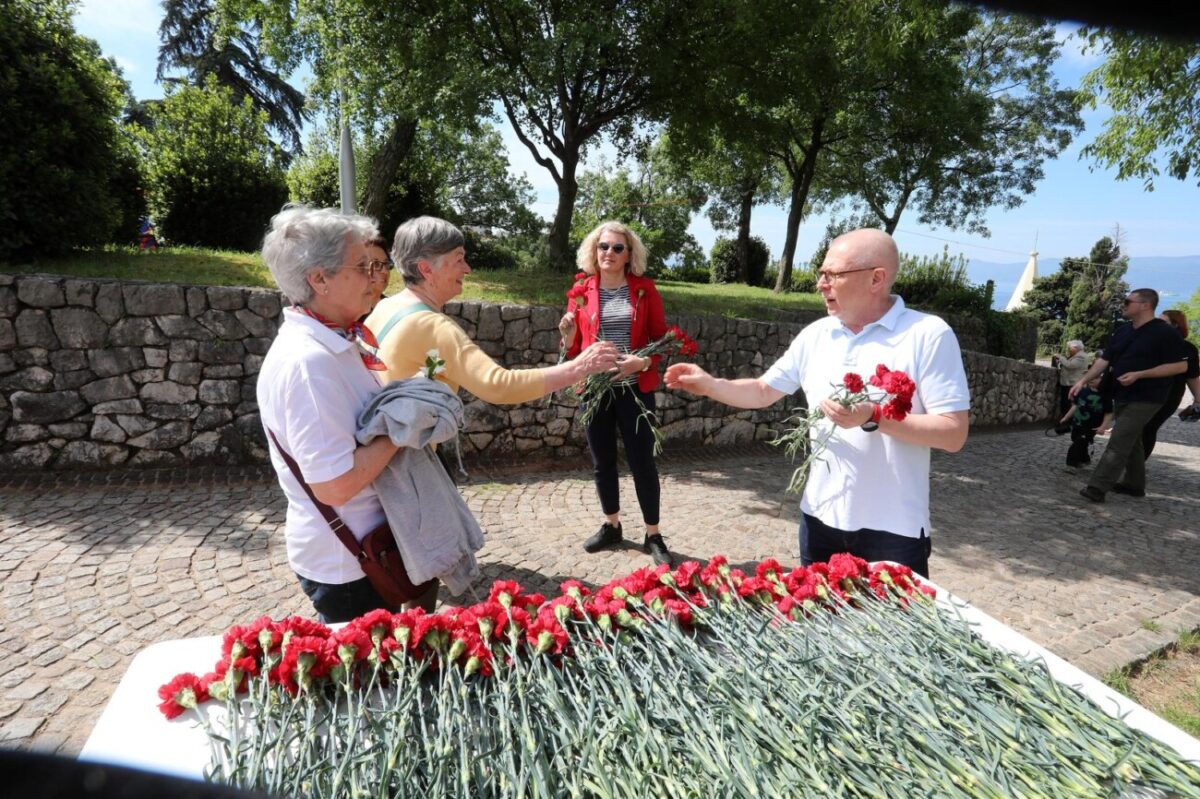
[597,242,626,254]
[354,259,392,279]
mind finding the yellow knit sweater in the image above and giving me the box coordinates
[366,298,546,404]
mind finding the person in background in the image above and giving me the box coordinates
[558,221,673,567]
[1054,373,1111,468]
[363,234,392,316]
[1072,289,1188,501]
[1051,340,1089,416]
[1140,309,1200,459]
[256,205,407,622]
[666,229,970,578]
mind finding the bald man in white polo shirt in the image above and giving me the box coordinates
[666,229,970,576]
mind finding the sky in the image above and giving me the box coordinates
[75,1,1199,274]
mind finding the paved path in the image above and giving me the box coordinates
[2,419,1198,756]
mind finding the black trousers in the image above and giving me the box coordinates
[585,384,661,526]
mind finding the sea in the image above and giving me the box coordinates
[969,255,1200,311]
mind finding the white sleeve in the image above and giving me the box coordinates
[916,328,971,415]
[281,364,362,484]
[762,329,808,395]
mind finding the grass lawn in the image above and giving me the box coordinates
[5,246,825,320]
[1105,628,1200,738]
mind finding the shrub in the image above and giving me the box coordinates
[464,230,522,270]
[140,78,288,251]
[0,0,131,257]
[710,236,770,285]
[894,249,990,315]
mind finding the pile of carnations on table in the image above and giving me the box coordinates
[160,555,1200,798]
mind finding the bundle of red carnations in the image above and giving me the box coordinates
[159,555,1200,799]
[773,363,917,493]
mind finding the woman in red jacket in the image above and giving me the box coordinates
[559,221,672,566]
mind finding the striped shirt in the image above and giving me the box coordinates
[598,284,635,385]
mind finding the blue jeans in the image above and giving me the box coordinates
[297,575,391,624]
[799,513,931,578]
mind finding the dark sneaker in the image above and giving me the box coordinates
[584,522,623,553]
[643,534,673,567]
[1079,486,1106,503]
[1112,483,1146,497]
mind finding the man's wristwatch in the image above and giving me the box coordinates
[860,403,882,432]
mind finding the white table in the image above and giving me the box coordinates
[80,581,1200,780]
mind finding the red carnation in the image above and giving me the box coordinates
[158,672,208,720]
[842,372,865,394]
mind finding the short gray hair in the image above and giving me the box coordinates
[391,216,465,285]
[1067,339,1084,351]
[261,205,379,304]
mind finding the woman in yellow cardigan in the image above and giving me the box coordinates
[366,216,618,413]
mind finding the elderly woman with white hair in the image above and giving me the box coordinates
[1053,340,1089,415]
[365,216,619,421]
[256,205,433,622]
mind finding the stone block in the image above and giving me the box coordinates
[199,340,244,364]
[0,443,54,469]
[80,375,137,405]
[168,340,198,362]
[123,284,186,316]
[203,365,242,378]
[143,347,168,368]
[199,379,241,404]
[530,306,559,331]
[243,354,264,375]
[53,370,94,390]
[0,287,17,318]
[55,440,103,467]
[186,287,207,317]
[102,444,129,465]
[50,308,108,348]
[0,319,13,350]
[94,283,124,324]
[15,310,59,349]
[243,337,271,356]
[197,310,248,340]
[92,399,141,414]
[500,304,531,322]
[10,391,86,424]
[503,318,531,350]
[206,286,245,311]
[465,401,507,432]
[129,449,179,467]
[109,318,166,346]
[476,305,503,340]
[130,368,165,384]
[247,291,282,318]
[64,280,96,307]
[6,424,47,443]
[91,416,127,443]
[140,381,197,403]
[155,315,209,339]
[87,347,145,378]
[167,362,203,385]
[145,402,201,420]
[16,278,65,308]
[234,309,276,337]
[0,353,14,375]
[195,407,233,432]
[0,366,54,392]
[128,421,191,449]
[49,350,87,371]
[180,431,221,460]
[115,414,157,437]
[47,421,87,438]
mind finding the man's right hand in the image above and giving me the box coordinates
[665,363,712,396]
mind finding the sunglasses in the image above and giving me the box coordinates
[597,242,627,254]
[1123,297,1145,306]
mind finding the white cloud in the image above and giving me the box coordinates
[74,0,163,37]
[1054,23,1104,71]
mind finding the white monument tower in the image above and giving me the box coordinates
[1005,247,1039,312]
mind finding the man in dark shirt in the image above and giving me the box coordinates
[1070,288,1189,501]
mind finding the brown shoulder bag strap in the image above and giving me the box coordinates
[266,428,367,562]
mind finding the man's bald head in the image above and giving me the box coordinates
[827,228,899,285]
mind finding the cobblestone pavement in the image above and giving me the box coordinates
[1,419,1198,756]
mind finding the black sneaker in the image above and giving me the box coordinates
[1079,486,1106,503]
[1112,483,1146,497]
[643,534,673,567]
[584,522,623,553]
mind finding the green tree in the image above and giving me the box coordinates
[159,0,307,155]
[1172,287,1200,347]
[1061,236,1129,350]
[824,12,1082,236]
[710,237,771,287]
[0,0,131,257]
[140,78,288,250]
[1079,32,1200,189]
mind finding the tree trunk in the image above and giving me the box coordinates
[735,187,754,284]
[774,121,825,293]
[362,116,419,225]
[547,150,580,270]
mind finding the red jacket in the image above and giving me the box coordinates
[565,273,667,392]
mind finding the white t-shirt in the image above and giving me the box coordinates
[257,309,387,584]
[762,296,970,538]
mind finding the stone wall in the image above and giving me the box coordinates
[0,274,1058,471]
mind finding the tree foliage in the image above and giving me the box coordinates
[160,0,307,155]
[1172,286,1200,347]
[824,12,1082,236]
[139,78,288,251]
[0,0,132,258]
[710,236,771,287]
[1079,32,1200,189]
[1023,235,1129,352]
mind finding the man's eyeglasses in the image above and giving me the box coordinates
[1123,297,1146,306]
[597,242,627,254]
[816,265,880,284]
